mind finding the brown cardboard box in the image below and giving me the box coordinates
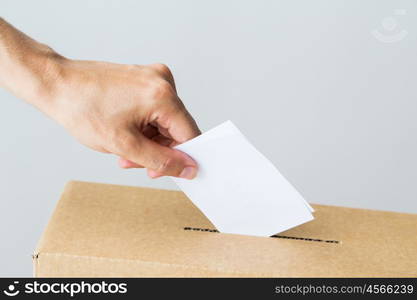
[33,181,417,277]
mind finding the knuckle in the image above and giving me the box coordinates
[152,63,171,75]
[155,157,175,174]
[110,131,139,153]
[149,80,172,100]
[126,64,140,72]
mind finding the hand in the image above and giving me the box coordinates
[48,60,200,179]
[0,18,200,178]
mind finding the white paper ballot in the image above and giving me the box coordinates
[172,120,314,237]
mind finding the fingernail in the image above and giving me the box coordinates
[179,166,197,179]
[148,169,162,179]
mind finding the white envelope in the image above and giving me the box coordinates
[172,120,314,237]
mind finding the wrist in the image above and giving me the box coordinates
[19,47,67,113]
[0,40,66,114]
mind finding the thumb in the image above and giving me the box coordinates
[117,131,198,179]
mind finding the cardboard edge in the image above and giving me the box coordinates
[32,253,39,277]
[65,180,182,194]
[33,181,77,260]
[33,252,417,278]
[33,252,273,278]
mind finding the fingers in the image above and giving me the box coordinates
[156,100,201,144]
[118,134,173,169]
[148,63,177,92]
[118,157,143,169]
[117,63,200,179]
[148,63,200,143]
[141,108,200,179]
[147,169,163,179]
[115,131,197,179]
[169,106,201,143]
[151,134,173,146]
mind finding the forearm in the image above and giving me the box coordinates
[0,18,63,109]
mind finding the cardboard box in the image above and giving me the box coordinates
[34,181,417,277]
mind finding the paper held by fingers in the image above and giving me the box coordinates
[172,120,314,237]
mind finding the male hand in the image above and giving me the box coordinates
[0,18,200,178]
[49,60,200,179]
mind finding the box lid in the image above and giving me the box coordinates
[34,181,417,277]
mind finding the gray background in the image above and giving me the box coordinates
[1,0,416,276]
